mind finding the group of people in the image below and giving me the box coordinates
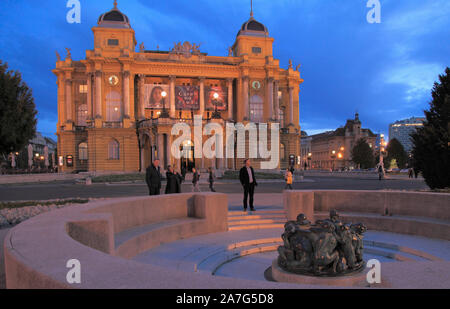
[145,159,217,196]
[145,158,263,213]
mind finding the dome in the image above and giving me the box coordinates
[98,2,131,29]
[237,16,269,37]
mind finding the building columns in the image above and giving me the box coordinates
[266,77,274,120]
[157,134,165,168]
[87,73,93,120]
[288,86,294,125]
[65,79,73,123]
[138,74,145,120]
[95,71,102,119]
[242,76,249,121]
[273,81,279,121]
[169,76,176,118]
[123,71,130,118]
[199,77,205,117]
[227,78,233,120]
[166,134,172,169]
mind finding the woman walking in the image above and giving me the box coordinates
[285,168,293,190]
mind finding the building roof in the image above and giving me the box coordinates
[97,1,131,29]
[237,16,269,37]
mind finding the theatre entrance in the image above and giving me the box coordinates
[181,140,195,172]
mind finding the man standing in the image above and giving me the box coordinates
[165,165,182,194]
[192,167,201,192]
[239,159,258,212]
[208,167,216,192]
[146,159,162,196]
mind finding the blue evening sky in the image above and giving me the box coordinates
[0,0,449,139]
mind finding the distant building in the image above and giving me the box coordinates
[389,117,425,153]
[309,113,377,170]
[300,131,312,168]
[29,132,57,155]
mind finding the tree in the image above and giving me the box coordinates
[411,67,450,189]
[0,61,37,161]
[351,138,375,169]
[385,138,408,169]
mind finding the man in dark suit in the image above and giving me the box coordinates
[239,159,258,212]
[146,159,162,196]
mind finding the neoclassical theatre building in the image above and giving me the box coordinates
[54,2,304,173]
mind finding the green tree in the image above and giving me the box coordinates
[0,61,37,161]
[411,67,450,189]
[385,138,408,169]
[351,138,375,169]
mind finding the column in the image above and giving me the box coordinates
[95,71,102,118]
[166,134,172,168]
[65,79,73,123]
[169,76,176,118]
[289,86,294,125]
[266,77,274,120]
[157,134,165,168]
[123,71,130,118]
[242,76,249,120]
[139,74,145,119]
[87,73,92,120]
[273,81,280,121]
[227,78,233,120]
[199,77,205,117]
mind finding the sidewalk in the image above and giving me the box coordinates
[0,228,10,289]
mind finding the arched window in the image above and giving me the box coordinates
[249,95,264,123]
[106,91,122,122]
[280,143,286,161]
[108,139,120,160]
[78,142,88,160]
[77,104,88,126]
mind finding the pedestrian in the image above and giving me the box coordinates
[208,167,216,192]
[192,167,201,192]
[285,169,293,190]
[414,167,419,179]
[239,159,258,212]
[304,162,308,171]
[165,165,182,194]
[181,165,186,182]
[146,159,162,196]
[408,167,414,179]
[378,164,384,181]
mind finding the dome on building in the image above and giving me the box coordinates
[98,1,131,29]
[237,16,269,37]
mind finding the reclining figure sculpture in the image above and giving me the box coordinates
[277,210,367,276]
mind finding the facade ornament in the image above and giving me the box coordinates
[228,47,233,57]
[296,64,301,71]
[55,51,61,62]
[139,42,145,53]
[288,59,293,69]
[65,48,72,60]
[170,42,202,58]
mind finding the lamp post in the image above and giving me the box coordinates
[331,150,336,171]
[211,92,222,119]
[160,91,170,118]
[308,152,312,169]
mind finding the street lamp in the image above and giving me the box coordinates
[160,91,170,118]
[308,153,312,169]
[331,150,336,171]
[211,92,222,119]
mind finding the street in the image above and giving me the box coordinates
[0,176,429,202]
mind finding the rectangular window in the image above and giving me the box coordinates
[108,39,119,46]
[79,85,88,94]
[252,47,262,54]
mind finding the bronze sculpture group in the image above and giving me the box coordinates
[277,210,367,276]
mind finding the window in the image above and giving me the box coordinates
[279,108,285,128]
[280,144,286,161]
[78,142,88,160]
[252,47,262,54]
[108,139,120,160]
[108,39,119,46]
[79,84,88,94]
[249,95,264,123]
[106,91,122,122]
[77,104,88,126]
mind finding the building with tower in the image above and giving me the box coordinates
[53,2,304,173]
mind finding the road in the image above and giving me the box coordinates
[0,176,429,202]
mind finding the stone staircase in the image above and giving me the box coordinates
[228,209,287,231]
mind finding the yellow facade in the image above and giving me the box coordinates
[53,3,304,173]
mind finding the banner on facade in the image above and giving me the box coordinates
[175,86,200,110]
[144,84,170,109]
[205,86,228,111]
